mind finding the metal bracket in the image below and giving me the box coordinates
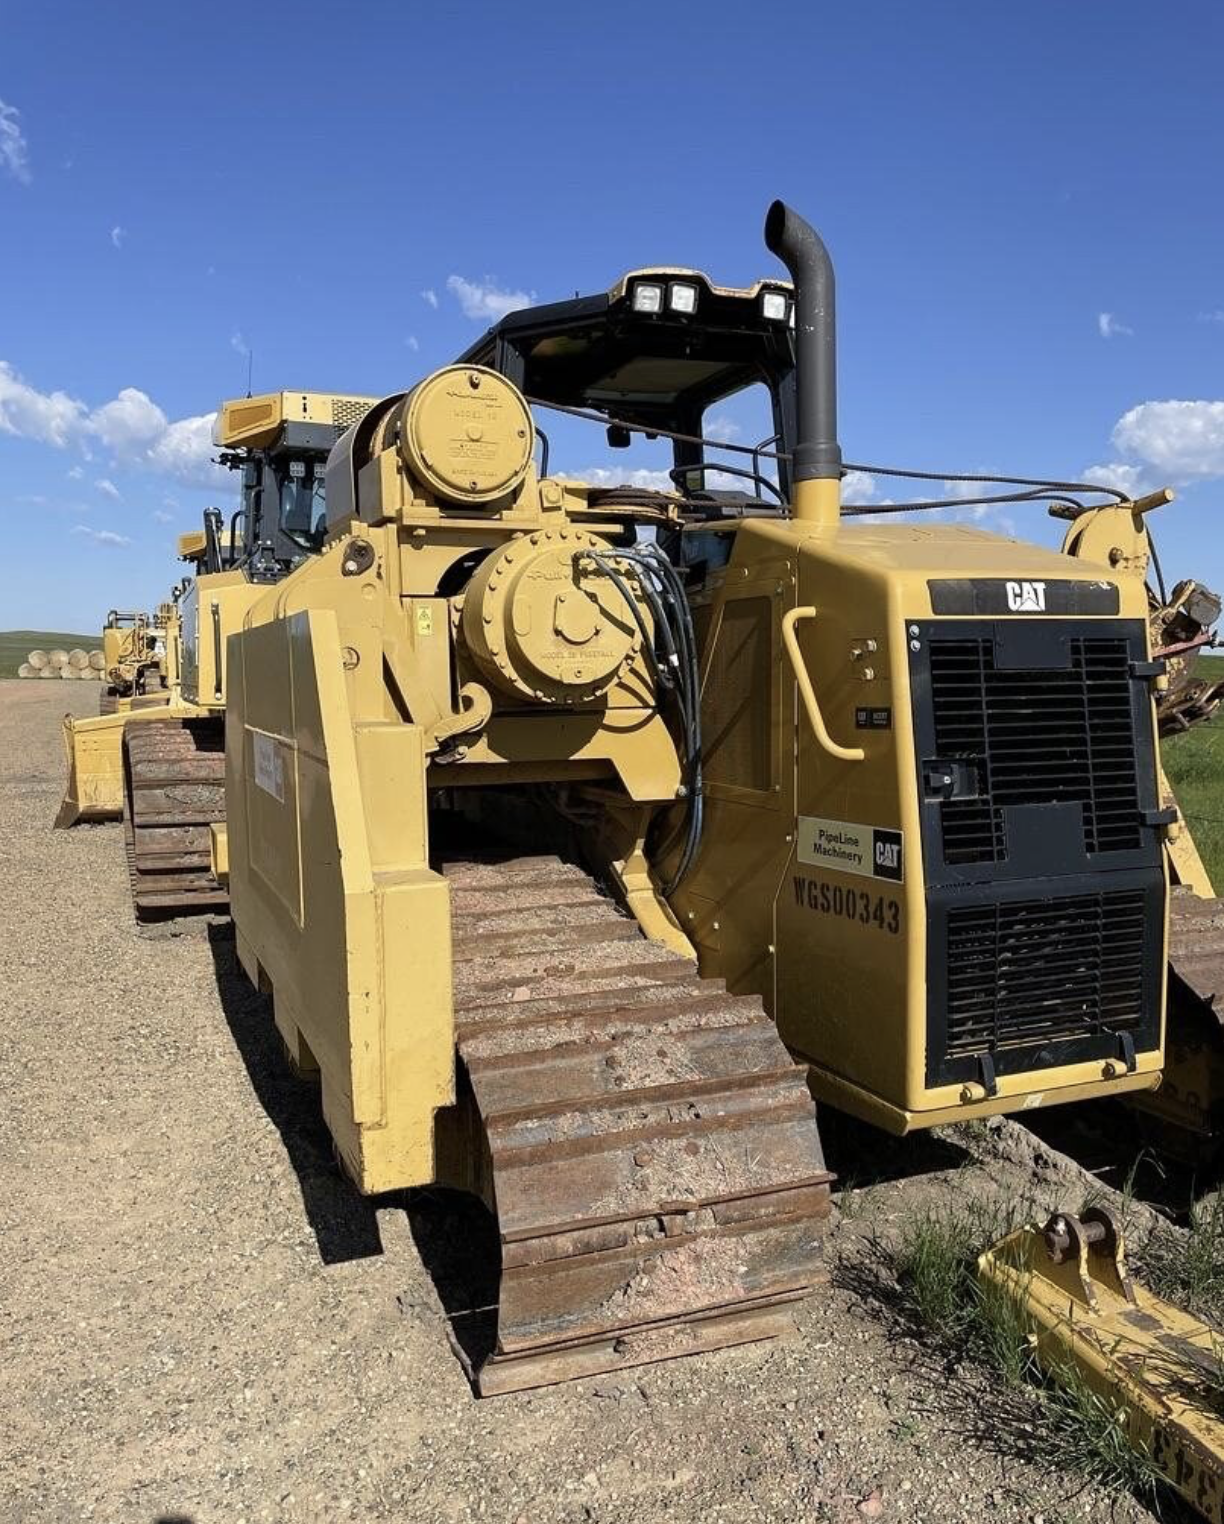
[1130,657,1168,680]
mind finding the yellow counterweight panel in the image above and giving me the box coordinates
[228,607,454,1193]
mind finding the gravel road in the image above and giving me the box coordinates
[0,682,1162,1524]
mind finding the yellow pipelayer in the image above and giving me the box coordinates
[218,203,1182,1389]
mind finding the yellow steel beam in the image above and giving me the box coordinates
[979,1208,1224,1520]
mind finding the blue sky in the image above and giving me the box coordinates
[2,1,1222,632]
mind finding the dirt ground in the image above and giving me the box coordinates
[0,681,1169,1524]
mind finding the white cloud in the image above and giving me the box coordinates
[66,464,84,481]
[1081,461,1152,497]
[446,274,533,322]
[570,466,677,493]
[90,388,167,452]
[72,525,130,547]
[1111,399,1224,480]
[704,415,741,443]
[0,362,87,446]
[0,360,224,487]
[111,225,127,249]
[1197,310,1224,326]
[1081,397,1224,497]
[406,335,420,352]
[1098,311,1132,339]
[841,469,877,503]
[0,99,30,184]
[147,412,220,484]
[940,478,990,501]
[151,509,174,523]
[95,477,121,500]
[420,289,438,309]
[230,330,249,357]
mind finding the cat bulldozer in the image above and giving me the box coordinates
[220,201,1200,1394]
[97,606,176,715]
[55,389,376,918]
[55,584,196,829]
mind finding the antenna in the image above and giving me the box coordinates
[246,348,254,398]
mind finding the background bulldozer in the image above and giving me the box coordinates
[56,389,375,917]
[97,606,178,715]
[217,200,1216,1393]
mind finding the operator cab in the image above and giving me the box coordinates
[207,391,376,581]
[459,268,801,525]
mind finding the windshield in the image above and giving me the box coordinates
[276,461,327,548]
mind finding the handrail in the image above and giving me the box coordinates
[780,605,866,763]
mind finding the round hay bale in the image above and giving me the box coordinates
[47,649,69,669]
[88,650,105,671]
[27,649,48,669]
[39,667,60,680]
[17,662,35,678]
[68,648,89,668]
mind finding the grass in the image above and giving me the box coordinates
[1163,653,1224,888]
[884,1199,1169,1507]
[0,630,99,679]
[1140,1189,1224,1328]
[891,1199,1034,1388]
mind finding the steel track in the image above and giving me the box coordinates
[442,853,833,1394]
[123,718,228,918]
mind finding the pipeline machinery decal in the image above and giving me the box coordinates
[796,816,904,883]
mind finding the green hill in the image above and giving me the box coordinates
[0,630,99,679]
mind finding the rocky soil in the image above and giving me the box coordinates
[0,682,1176,1523]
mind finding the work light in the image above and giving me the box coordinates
[760,289,789,322]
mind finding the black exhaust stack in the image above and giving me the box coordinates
[764,200,841,523]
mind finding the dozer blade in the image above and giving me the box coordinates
[123,717,229,918]
[444,855,833,1396]
[55,710,129,827]
[55,702,189,829]
[980,1208,1224,1521]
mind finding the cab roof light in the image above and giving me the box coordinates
[631,282,664,314]
[760,289,789,322]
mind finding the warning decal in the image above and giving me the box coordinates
[252,732,285,803]
[796,816,904,882]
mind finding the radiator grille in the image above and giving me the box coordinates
[944,890,1147,1057]
[331,397,371,431]
[929,635,1142,864]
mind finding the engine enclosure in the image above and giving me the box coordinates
[671,515,1167,1133]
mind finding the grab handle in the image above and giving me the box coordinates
[781,605,865,763]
